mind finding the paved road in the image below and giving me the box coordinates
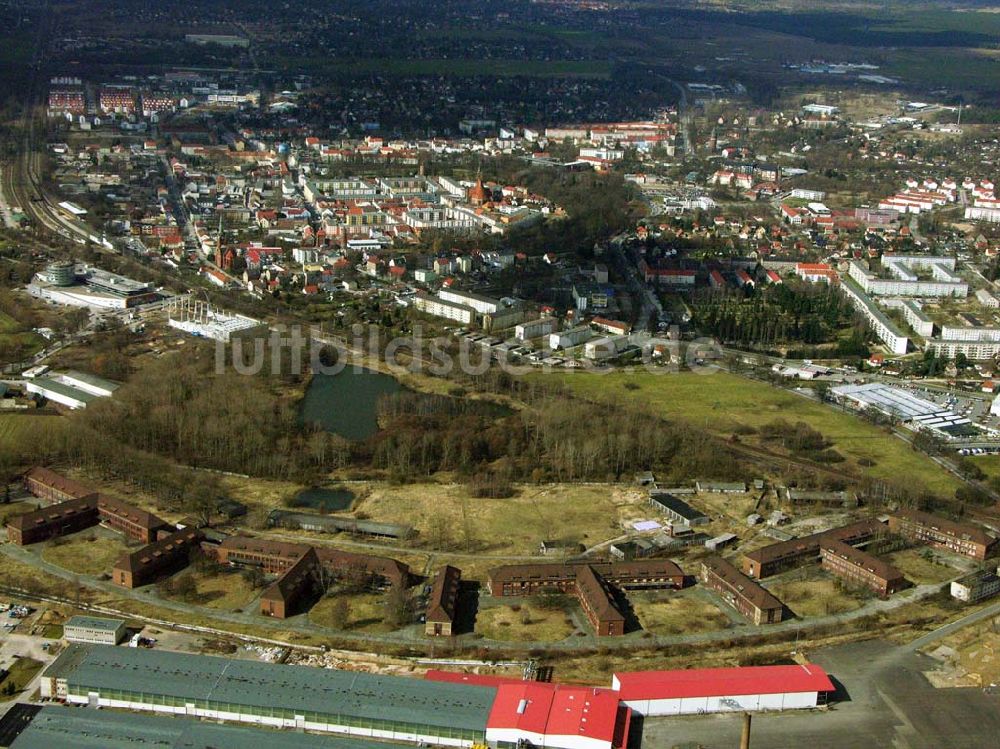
[907,596,1000,651]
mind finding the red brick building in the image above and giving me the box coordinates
[888,509,997,561]
[820,540,908,597]
[96,494,169,544]
[22,467,93,504]
[701,556,784,625]
[425,565,462,637]
[216,536,410,619]
[6,496,99,545]
[260,548,321,618]
[112,528,203,588]
[742,519,884,578]
[575,565,626,637]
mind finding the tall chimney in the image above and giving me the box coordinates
[740,712,752,749]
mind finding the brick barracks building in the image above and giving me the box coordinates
[425,565,462,637]
[700,556,784,625]
[22,466,92,504]
[10,467,196,590]
[215,536,410,619]
[487,560,685,637]
[742,519,884,578]
[112,528,203,588]
[888,509,997,561]
[820,540,908,597]
[10,471,169,547]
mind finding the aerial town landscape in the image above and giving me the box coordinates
[3,0,1000,747]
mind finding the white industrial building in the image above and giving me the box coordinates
[167,299,268,343]
[62,616,127,645]
[611,664,834,716]
[831,382,973,435]
[584,335,630,360]
[24,370,119,410]
[28,263,159,311]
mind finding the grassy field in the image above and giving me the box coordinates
[632,592,732,636]
[309,593,394,633]
[162,570,258,611]
[476,601,576,642]
[767,577,865,618]
[0,414,69,456]
[0,657,43,699]
[0,312,44,359]
[41,534,130,576]
[885,548,964,585]
[550,370,960,495]
[355,482,635,555]
[969,455,1000,480]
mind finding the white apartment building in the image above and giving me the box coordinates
[413,293,475,324]
[437,288,500,315]
[882,299,934,337]
[841,278,909,355]
[848,259,968,298]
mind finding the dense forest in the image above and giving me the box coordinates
[692,282,870,356]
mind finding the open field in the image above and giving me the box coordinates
[0,413,69,455]
[969,454,1000,480]
[161,569,258,611]
[767,576,866,618]
[40,533,130,576]
[476,601,576,642]
[0,657,43,699]
[551,370,961,495]
[631,591,732,636]
[309,593,394,634]
[0,312,44,358]
[885,548,965,585]
[355,482,636,555]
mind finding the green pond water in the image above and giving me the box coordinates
[299,368,402,441]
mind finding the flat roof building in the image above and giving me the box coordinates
[7,707,414,749]
[40,644,496,747]
[951,567,1000,603]
[62,616,126,645]
[612,664,834,716]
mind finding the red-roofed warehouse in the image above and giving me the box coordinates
[611,664,834,716]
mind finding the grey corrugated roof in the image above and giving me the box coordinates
[46,645,494,733]
[10,706,407,749]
